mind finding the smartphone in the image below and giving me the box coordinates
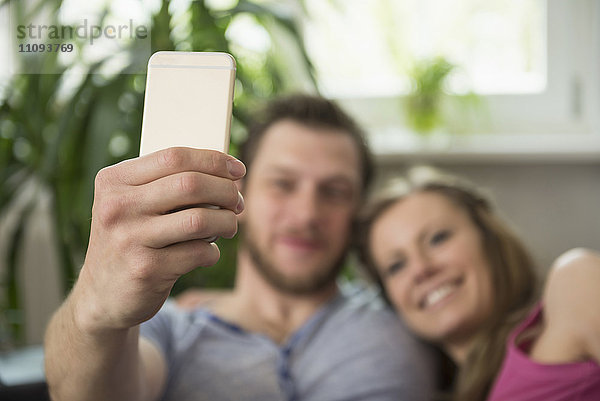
[139,51,236,156]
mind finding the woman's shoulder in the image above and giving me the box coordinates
[530,248,600,364]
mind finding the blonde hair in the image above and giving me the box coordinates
[356,172,539,401]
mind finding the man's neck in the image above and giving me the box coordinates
[210,251,338,344]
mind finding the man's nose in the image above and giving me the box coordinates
[289,186,321,227]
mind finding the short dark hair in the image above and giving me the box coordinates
[239,94,373,197]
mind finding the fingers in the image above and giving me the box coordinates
[159,240,222,276]
[142,207,238,249]
[139,171,244,215]
[107,147,246,186]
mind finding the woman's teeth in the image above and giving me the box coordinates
[423,282,458,308]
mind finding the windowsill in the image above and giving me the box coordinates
[369,129,600,164]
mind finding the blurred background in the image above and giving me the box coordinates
[0,0,599,354]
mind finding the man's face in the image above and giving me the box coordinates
[240,120,362,295]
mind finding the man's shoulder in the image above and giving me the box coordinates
[330,294,396,323]
[294,292,437,401]
[320,293,417,345]
[328,285,405,326]
[140,299,216,341]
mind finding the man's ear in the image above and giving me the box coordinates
[235,178,246,222]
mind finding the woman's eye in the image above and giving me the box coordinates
[430,230,451,246]
[386,260,406,276]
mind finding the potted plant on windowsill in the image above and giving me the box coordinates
[403,57,484,148]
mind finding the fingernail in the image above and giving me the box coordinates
[235,191,245,214]
[227,158,246,178]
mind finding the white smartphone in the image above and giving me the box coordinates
[139,51,236,156]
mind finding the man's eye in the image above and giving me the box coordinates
[322,187,347,199]
[272,179,293,191]
[320,184,354,203]
[430,230,452,246]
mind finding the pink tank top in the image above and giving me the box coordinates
[487,303,600,401]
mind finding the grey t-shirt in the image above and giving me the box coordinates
[140,294,435,401]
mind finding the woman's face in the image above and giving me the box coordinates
[369,191,494,352]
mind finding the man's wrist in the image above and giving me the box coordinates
[67,270,127,338]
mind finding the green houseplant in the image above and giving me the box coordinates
[0,0,316,347]
[404,57,454,135]
[404,57,485,138]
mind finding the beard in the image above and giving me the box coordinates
[240,224,348,296]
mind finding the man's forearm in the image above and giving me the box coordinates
[44,287,146,401]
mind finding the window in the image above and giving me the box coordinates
[299,0,600,158]
[303,0,545,97]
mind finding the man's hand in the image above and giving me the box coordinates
[45,148,245,401]
[74,147,245,333]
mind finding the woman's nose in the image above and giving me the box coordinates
[410,252,438,285]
